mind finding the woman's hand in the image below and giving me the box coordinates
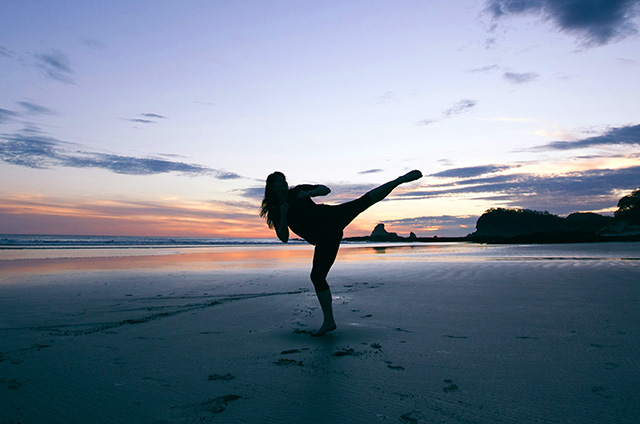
[299,185,330,199]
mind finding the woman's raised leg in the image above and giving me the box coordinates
[367,170,422,203]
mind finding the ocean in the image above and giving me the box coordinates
[0,234,286,248]
[1,233,639,265]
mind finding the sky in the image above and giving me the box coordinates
[1,0,639,238]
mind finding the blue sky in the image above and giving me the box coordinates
[1,0,639,237]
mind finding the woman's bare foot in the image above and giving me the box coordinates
[400,170,422,183]
[311,321,337,337]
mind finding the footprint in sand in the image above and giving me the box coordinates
[399,411,419,423]
[208,373,235,381]
[281,348,310,355]
[387,364,405,371]
[331,348,364,357]
[171,395,241,421]
[0,378,23,390]
[591,386,611,399]
[273,358,304,367]
[590,343,618,349]
[192,395,242,418]
[443,379,459,393]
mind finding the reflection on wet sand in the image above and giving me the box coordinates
[0,245,313,276]
[0,243,452,277]
[7,241,577,278]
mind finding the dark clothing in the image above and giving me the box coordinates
[285,185,327,245]
[286,185,374,245]
[283,184,375,293]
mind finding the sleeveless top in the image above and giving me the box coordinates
[283,184,332,245]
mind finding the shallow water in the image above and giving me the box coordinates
[1,241,638,281]
[339,241,640,262]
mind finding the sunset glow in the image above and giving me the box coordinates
[1,1,639,238]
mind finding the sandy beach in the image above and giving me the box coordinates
[1,242,639,423]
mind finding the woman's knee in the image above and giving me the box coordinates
[310,270,330,293]
[310,268,325,284]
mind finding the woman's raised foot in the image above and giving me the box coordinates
[400,170,422,183]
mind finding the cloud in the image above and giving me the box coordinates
[215,170,243,180]
[17,101,55,116]
[617,57,637,66]
[236,186,265,200]
[358,168,384,175]
[418,99,478,126]
[374,91,397,105]
[194,100,216,107]
[486,0,640,47]
[0,195,267,237]
[0,102,56,123]
[437,158,454,167]
[484,37,499,49]
[126,113,168,124]
[140,113,167,120]
[415,166,640,197]
[417,118,436,126]
[0,108,19,124]
[431,165,513,178]
[534,124,640,150]
[83,38,106,50]
[503,71,539,84]
[34,50,75,83]
[0,45,16,59]
[0,129,61,168]
[0,127,242,179]
[466,64,500,73]
[443,99,478,117]
[403,165,640,214]
[65,154,212,176]
[128,119,157,124]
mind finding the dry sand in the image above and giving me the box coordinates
[1,243,639,423]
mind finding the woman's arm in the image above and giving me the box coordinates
[298,185,331,198]
[276,202,290,243]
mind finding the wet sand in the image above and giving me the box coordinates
[1,243,639,423]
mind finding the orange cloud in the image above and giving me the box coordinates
[0,194,273,238]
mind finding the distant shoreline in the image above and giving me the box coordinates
[3,232,640,250]
[344,231,640,244]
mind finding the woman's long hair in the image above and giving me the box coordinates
[260,171,286,229]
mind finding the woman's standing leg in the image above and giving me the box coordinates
[309,238,341,336]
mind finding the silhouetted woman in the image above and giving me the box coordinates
[260,170,422,336]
